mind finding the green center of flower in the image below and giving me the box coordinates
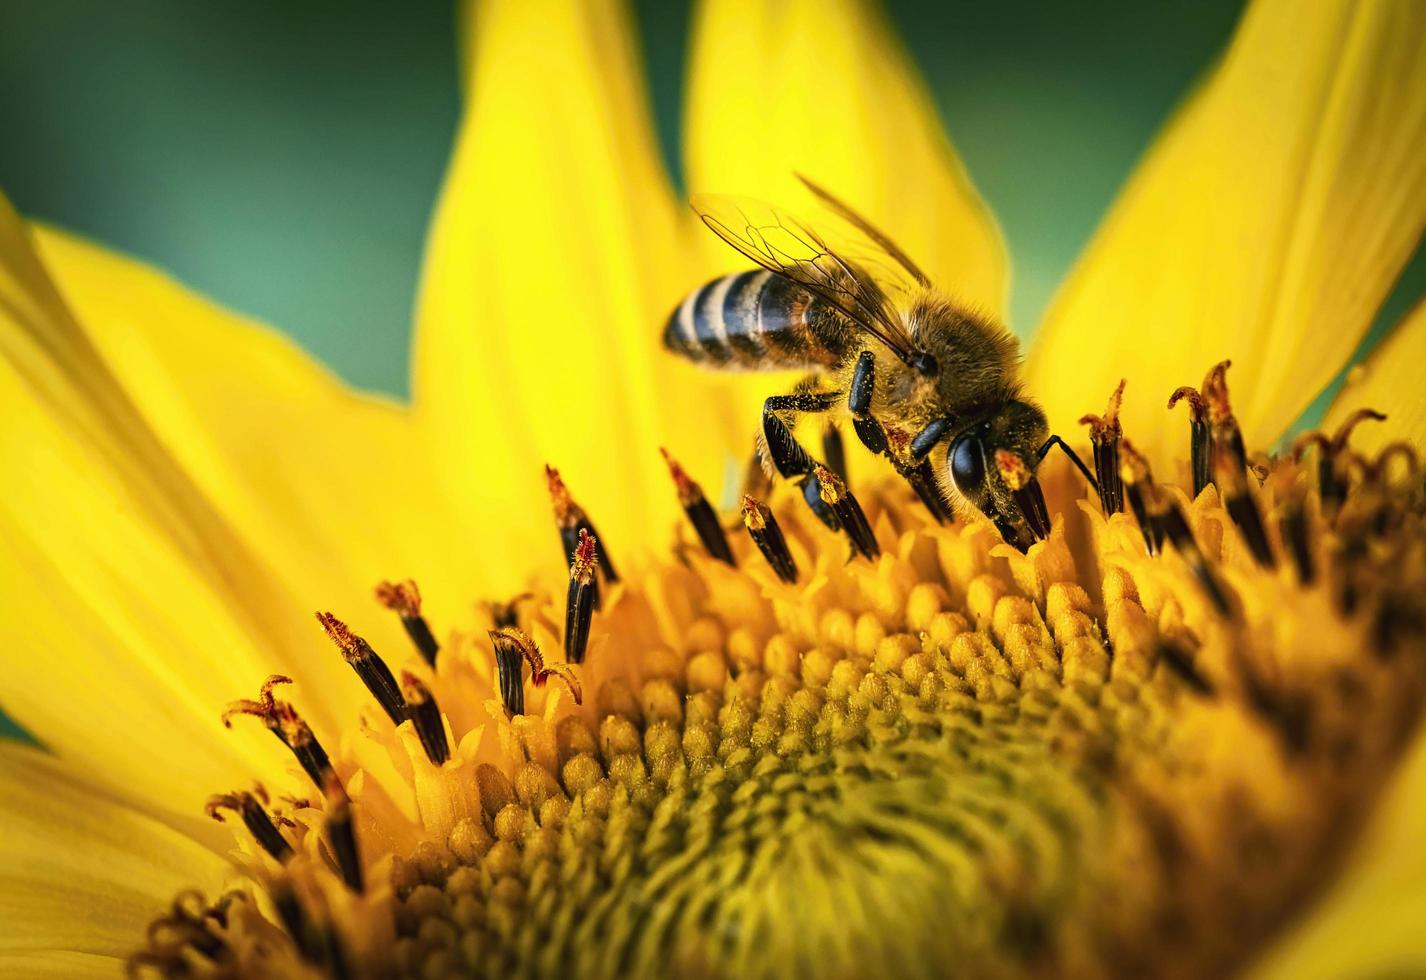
[128,379,1426,980]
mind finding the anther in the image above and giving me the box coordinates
[661,448,735,565]
[1119,439,1162,556]
[399,672,450,766]
[1168,385,1211,497]
[741,495,799,583]
[1212,441,1275,568]
[222,676,334,788]
[564,529,598,665]
[1201,360,1247,482]
[995,450,1051,542]
[1293,409,1387,518]
[374,579,439,666]
[205,788,293,862]
[1156,639,1215,696]
[316,612,406,726]
[490,627,583,717]
[546,465,619,607]
[323,776,363,893]
[1079,378,1125,515]
[1146,485,1234,616]
[1280,493,1314,585]
[814,464,879,560]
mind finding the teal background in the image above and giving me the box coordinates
[0,1,1422,742]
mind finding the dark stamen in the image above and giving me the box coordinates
[1150,492,1234,616]
[741,495,799,583]
[1281,495,1314,585]
[222,676,333,788]
[489,629,525,717]
[1079,378,1125,515]
[800,471,841,530]
[546,465,619,590]
[324,777,363,893]
[205,788,292,862]
[1119,439,1162,556]
[1168,385,1211,498]
[316,612,406,726]
[1156,640,1215,696]
[564,529,598,665]
[489,627,582,717]
[374,579,439,666]
[1213,442,1276,568]
[995,450,1051,542]
[814,464,879,560]
[1293,410,1387,520]
[662,448,735,565]
[1202,360,1248,483]
[486,593,534,630]
[399,672,449,766]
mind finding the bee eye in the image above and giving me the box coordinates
[949,434,986,496]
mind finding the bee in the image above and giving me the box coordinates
[662,177,1096,550]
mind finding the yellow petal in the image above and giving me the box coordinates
[1026,0,1426,461]
[1322,298,1426,451]
[1247,726,1426,979]
[33,227,471,608]
[0,198,419,814]
[684,0,1007,318]
[0,744,228,962]
[414,0,750,579]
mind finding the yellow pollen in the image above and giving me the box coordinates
[133,407,1426,980]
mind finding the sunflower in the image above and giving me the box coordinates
[3,0,1426,977]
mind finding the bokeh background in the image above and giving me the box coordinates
[1,0,1422,740]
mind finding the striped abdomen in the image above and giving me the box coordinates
[662,270,851,371]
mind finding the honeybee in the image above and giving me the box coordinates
[663,178,1094,550]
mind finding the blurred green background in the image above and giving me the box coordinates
[0,1,1421,742]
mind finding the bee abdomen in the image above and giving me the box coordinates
[663,270,847,370]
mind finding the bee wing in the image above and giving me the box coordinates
[795,174,931,288]
[691,193,919,364]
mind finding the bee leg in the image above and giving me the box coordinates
[848,351,888,455]
[762,390,842,530]
[761,391,840,479]
[822,425,848,482]
[1036,435,1100,493]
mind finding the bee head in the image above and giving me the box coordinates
[946,399,1050,550]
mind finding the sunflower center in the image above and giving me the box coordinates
[129,384,1426,980]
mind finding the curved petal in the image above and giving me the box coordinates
[1026,0,1426,462]
[0,197,424,815]
[0,744,229,963]
[1322,298,1426,451]
[413,0,754,580]
[1248,726,1426,979]
[684,0,1007,318]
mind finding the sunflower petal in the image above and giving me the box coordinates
[1247,728,1426,979]
[0,198,379,813]
[684,0,1007,317]
[1026,0,1426,460]
[414,0,749,577]
[1322,298,1426,451]
[0,744,228,962]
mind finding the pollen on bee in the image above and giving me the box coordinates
[993,450,1051,542]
